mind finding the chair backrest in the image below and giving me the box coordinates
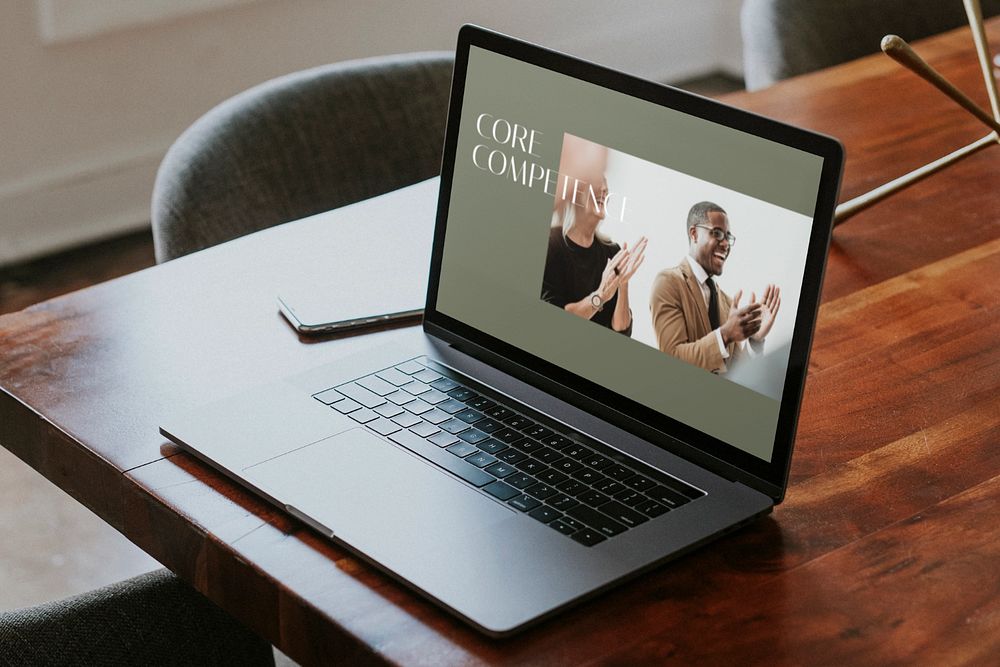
[741,0,1000,91]
[152,52,454,262]
[0,569,275,666]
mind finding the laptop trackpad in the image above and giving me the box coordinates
[243,428,515,556]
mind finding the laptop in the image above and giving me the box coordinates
[160,25,843,636]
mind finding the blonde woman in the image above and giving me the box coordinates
[541,174,647,335]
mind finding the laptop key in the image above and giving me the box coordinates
[446,442,478,458]
[438,399,467,414]
[594,480,627,496]
[376,367,412,386]
[599,501,649,528]
[357,375,398,396]
[563,444,591,460]
[388,430,493,488]
[331,397,362,414]
[516,458,547,475]
[385,390,417,405]
[403,399,433,415]
[448,387,478,402]
[484,462,516,478]
[525,483,557,500]
[484,406,513,420]
[428,432,459,448]
[409,421,440,438]
[540,434,573,450]
[465,452,498,468]
[457,429,490,445]
[524,425,553,440]
[536,469,568,485]
[454,408,484,423]
[505,473,536,490]
[504,415,533,430]
[566,506,628,537]
[466,396,496,411]
[348,408,379,424]
[483,480,519,501]
[571,528,606,547]
[492,428,525,444]
[579,490,611,507]
[557,480,587,496]
[430,377,460,393]
[394,360,425,375]
[368,418,401,436]
[646,485,690,509]
[511,438,543,454]
[401,380,432,395]
[313,388,343,405]
[439,419,470,434]
[528,506,562,524]
[572,469,606,486]
[374,403,404,418]
[614,490,646,507]
[472,418,503,433]
[420,389,450,404]
[496,449,528,465]
[337,384,386,409]
[623,474,656,492]
[584,454,613,470]
[421,408,451,425]
[391,412,422,428]
[477,438,508,455]
[412,368,442,384]
[548,494,578,511]
[554,459,583,474]
[508,494,541,513]
[549,519,577,536]
[534,448,563,464]
[604,465,635,482]
[636,499,670,518]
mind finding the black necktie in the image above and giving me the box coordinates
[706,278,720,330]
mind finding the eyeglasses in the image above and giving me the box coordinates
[693,225,736,247]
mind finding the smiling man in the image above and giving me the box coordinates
[649,201,780,374]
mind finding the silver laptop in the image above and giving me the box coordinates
[160,25,843,636]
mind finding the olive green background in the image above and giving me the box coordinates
[437,47,825,460]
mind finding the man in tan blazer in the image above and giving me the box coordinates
[650,202,780,374]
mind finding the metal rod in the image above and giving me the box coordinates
[834,132,998,225]
[881,34,1000,134]
[963,0,1000,120]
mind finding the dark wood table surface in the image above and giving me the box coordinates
[2,22,999,666]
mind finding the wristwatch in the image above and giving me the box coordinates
[589,292,604,312]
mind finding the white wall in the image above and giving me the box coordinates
[0,0,742,266]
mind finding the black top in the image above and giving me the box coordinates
[540,226,631,336]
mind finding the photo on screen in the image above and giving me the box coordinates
[539,133,811,401]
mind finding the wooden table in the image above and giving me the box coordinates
[3,22,999,666]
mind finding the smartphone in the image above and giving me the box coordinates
[278,291,423,335]
[273,178,437,336]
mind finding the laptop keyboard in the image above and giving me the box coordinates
[312,358,705,547]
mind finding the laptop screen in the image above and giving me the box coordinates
[429,34,838,487]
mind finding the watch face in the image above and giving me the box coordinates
[590,294,602,308]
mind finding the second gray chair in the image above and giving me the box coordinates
[741,0,1000,91]
[152,52,454,263]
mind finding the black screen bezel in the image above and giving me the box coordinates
[424,25,844,501]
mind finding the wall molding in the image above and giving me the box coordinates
[0,143,167,266]
[36,0,261,44]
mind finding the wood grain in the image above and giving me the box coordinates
[1,21,999,667]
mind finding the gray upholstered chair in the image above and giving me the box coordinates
[0,569,274,666]
[151,52,454,263]
[741,0,1000,90]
